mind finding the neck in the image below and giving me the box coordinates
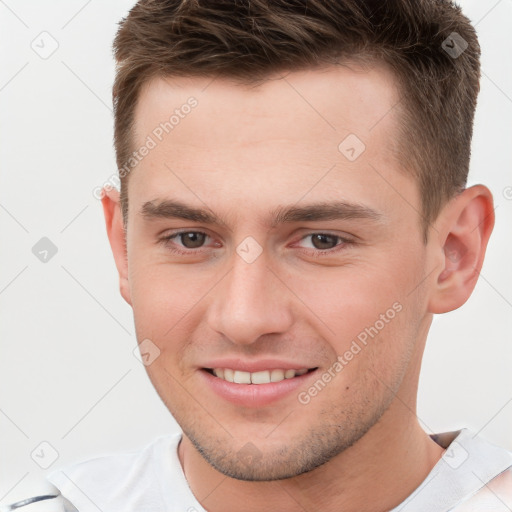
[178,400,445,512]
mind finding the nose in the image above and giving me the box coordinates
[206,247,294,346]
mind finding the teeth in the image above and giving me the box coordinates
[270,369,285,382]
[210,368,310,384]
[213,368,224,379]
[233,370,251,384]
[251,370,270,384]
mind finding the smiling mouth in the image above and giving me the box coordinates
[203,367,318,384]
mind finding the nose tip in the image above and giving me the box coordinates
[206,253,293,346]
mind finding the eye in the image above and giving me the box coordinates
[160,230,215,255]
[174,231,208,249]
[303,233,340,250]
[294,232,353,255]
[159,230,353,257]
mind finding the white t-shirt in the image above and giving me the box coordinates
[3,429,512,511]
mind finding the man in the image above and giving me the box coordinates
[5,0,511,510]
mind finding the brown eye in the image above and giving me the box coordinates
[310,234,339,250]
[179,232,207,248]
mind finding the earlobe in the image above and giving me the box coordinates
[101,186,132,306]
[428,185,494,314]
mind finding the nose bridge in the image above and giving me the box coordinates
[207,247,293,345]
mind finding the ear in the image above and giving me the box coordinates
[428,185,494,314]
[101,187,132,306]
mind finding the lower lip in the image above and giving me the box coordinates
[199,369,317,407]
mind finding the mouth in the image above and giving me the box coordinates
[198,360,321,407]
[203,367,318,384]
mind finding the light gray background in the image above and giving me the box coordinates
[1,0,511,503]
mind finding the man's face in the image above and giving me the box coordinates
[124,65,435,480]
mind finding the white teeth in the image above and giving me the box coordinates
[210,367,310,384]
[270,369,285,382]
[251,370,270,384]
[233,370,251,384]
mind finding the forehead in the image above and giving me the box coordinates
[128,64,415,229]
[134,63,400,147]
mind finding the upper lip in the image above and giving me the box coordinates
[200,358,317,373]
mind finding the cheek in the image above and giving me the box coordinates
[290,268,403,339]
[128,255,207,332]
[128,259,216,378]
[285,256,424,369]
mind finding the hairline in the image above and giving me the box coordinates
[119,60,442,244]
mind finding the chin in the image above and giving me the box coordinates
[183,419,372,481]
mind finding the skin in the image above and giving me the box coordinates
[102,64,494,512]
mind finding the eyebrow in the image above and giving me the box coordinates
[140,199,383,229]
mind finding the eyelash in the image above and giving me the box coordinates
[159,230,354,257]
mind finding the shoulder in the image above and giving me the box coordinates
[455,465,512,511]
[442,428,512,510]
[44,433,183,511]
[1,434,183,512]
[391,429,512,512]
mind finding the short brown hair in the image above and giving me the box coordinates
[112,0,480,238]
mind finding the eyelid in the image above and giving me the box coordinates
[291,231,353,249]
[159,229,355,255]
[161,229,216,247]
